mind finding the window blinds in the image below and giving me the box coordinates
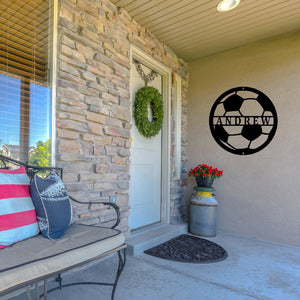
[0,0,52,163]
[0,0,49,82]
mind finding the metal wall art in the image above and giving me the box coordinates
[132,59,158,86]
[209,87,278,155]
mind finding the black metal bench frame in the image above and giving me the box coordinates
[0,154,126,300]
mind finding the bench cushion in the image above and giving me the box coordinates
[0,224,125,295]
[0,167,39,249]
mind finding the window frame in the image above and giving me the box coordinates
[50,0,58,166]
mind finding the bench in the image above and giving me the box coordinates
[0,155,126,300]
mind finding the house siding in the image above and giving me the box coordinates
[56,0,189,236]
[188,32,300,246]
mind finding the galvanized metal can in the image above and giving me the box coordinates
[189,187,218,237]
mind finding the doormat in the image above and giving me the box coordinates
[144,234,228,263]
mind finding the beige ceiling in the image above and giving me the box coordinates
[111,0,300,61]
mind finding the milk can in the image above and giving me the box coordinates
[189,187,218,237]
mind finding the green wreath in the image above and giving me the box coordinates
[134,86,164,138]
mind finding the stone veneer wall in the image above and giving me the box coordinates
[56,0,189,236]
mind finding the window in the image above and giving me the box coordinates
[172,74,182,179]
[0,0,54,166]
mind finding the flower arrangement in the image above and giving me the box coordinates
[187,163,223,179]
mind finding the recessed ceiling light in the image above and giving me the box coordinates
[217,0,240,12]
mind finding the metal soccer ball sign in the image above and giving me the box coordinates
[209,87,278,155]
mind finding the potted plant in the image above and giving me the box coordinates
[187,163,223,187]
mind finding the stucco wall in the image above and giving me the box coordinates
[56,0,189,236]
[188,32,300,246]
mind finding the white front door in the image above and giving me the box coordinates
[129,61,163,230]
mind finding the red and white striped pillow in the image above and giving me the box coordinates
[0,167,39,249]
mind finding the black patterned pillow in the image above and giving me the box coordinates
[30,172,72,240]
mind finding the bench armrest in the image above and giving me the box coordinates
[0,154,120,229]
[0,154,63,178]
[69,196,121,229]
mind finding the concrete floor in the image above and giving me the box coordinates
[6,232,300,300]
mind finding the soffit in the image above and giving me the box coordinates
[111,0,300,61]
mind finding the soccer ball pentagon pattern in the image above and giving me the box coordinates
[209,87,278,155]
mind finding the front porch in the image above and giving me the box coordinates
[8,232,300,300]
[1,0,300,299]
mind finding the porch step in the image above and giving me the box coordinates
[127,223,188,256]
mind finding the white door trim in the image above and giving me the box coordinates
[130,45,171,226]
